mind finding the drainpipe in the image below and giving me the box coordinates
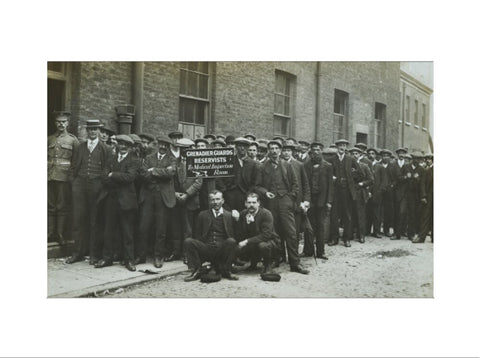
[314,62,321,141]
[132,62,145,133]
[401,82,406,147]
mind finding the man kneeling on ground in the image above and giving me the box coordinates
[235,192,280,275]
[184,190,239,282]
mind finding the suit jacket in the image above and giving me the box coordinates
[405,164,427,201]
[216,156,258,194]
[255,158,299,200]
[390,160,410,201]
[194,208,235,242]
[235,207,279,245]
[176,159,203,211]
[331,153,361,200]
[139,152,177,208]
[360,156,373,172]
[353,161,374,204]
[304,158,334,208]
[98,152,138,211]
[371,163,388,202]
[288,158,311,210]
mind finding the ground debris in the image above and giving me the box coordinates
[372,249,412,258]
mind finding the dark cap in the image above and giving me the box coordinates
[285,137,297,143]
[395,147,408,154]
[298,140,310,147]
[380,149,392,156]
[244,133,257,141]
[115,134,134,145]
[203,134,216,140]
[211,138,226,147]
[85,119,102,128]
[216,134,226,141]
[156,135,173,145]
[100,127,116,136]
[348,147,363,154]
[258,142,268,150]
[404,153,412,159]
[53,111,71,119]
[366,147,379,155]
[310,141,324,149]
[139,133,155,142]
[354,143,368,151]
[282,144,297,151]
[335,138,349,146]
[424,153,433,159]
[168,131,183,139]
[272,136,284,142]
[225,135,236,144]
[410,151,424,159]
[128,133,142,144]
[267,140,283,148]
[248,141,259,148]
[260,272,281,282]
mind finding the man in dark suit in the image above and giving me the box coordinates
[329,139,361,247]
[255,140,308,274]
[379,149,395,237]
[282,144,312,256]
[404,152,428,241]
[66,119,110,265]
[136,135,177,268]
[166,138,203,262]
[349,147,373,243]
[235,193,280,274]
[303,142,333,259]
[416,154,433,243]
[390,148,409,240]
[216,137,258,211]
[368,149,389,238]
[183,190,239,281]
[94,135,138,271]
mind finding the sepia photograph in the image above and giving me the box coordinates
[47,61,434,298]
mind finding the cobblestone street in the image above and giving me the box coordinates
[103,236,433,298]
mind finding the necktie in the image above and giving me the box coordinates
[88,141,94,153]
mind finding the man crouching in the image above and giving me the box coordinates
[236,193,280,275]
[184,190,238,282]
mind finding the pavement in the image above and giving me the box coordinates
[47,257,188,298]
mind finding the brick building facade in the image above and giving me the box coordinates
[47,61,432,152]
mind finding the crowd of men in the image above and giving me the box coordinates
[48,111,434,282]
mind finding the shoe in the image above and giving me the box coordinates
[385,232,393,238]
[359,236,365,244]
[133,257,146,265]
[291,266,309,275]
[164,254,182,262]
[125,262,136,272]
[344,240,351,247]
[300,252,313,257]
[412,235,425,243]
[89,257,99,265]
[65,255,83,264]
[372,233,382,238]
[316,254,328,260]
[390,236,400,240]
[94,259,113,268]
[221,271,239,280]
[154,257,164,268]
[184,269,201,282]
[327,240,338,246]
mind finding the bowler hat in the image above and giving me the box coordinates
[85,119,102,128]
[260,272,281,282]
[115,134,134,145]
[335,138,349,146]
[200,272,222,283]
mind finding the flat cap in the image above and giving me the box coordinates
[233,137,251,146]
[410,151,424,158]
[203,133,216,140]
[424,153,433,159]
[310,141,324,149]
[260,272,281,282]
[354,142,368,151]
[225,135,236,144]
[404,153,412,159]
[395,147,408,154]
[53,111,71,118]
[156,135,173,145]
[257,138,269,145]
[216,134,226,141]
[285,137,297,143]
[267,139,283,148]
[282,144,297,151]
[335,138,349,146]
[244,133,257,141]
[194,138,209,146]
[380,149,392,156]
[366,147,379,154]
[176,138,195,148]
[168,131,183,139]
[211,138,227,147]
[258,142,268,150]
[323,147,338,155]
[128,133,142,144]
[348,147,363,153]
[272,136,284,142]
[115,134,134,145]
[85,119,102,128]
[101,127,116,136]
[298,140,310,147]
[139,133,155,142]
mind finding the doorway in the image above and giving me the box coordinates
[48,79,65,135]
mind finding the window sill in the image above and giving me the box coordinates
[405,122,411,126]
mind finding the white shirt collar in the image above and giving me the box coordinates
[338,152,345,161]
[212,207,224,217]
[157,152,166,160]
[118,152,128,161]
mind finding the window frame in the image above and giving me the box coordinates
[273,70,295,137]
[333,89,349,142]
